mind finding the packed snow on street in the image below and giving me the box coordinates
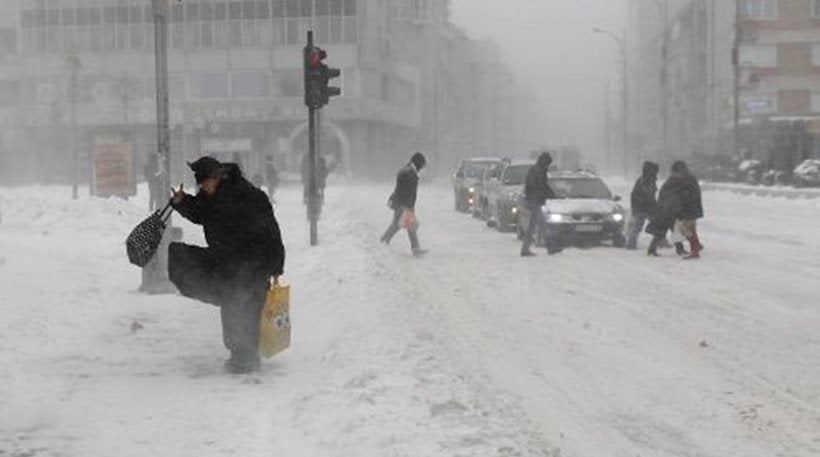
[1,180,819,457]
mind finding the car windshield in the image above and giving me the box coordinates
[503,165,531,185]
[551,178,612,199]
[462,161,499,178]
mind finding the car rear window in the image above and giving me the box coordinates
[551,178,612,199]
[462,161,499,178]
[503,165,531,185]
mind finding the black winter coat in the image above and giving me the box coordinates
[523,165,555,205]
[678,174,704,220]
[630,176,658,215]
[169,164,285,305]
[389,164,420,210]
[645,174,703,236]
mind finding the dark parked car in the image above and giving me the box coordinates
[452,157,505,213]
[484,161,533,231]
[517,172,626,250]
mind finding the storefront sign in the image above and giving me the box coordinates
[744,99,774,115]
[92,134,136,198]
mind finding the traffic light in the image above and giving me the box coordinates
[303,45,342,108]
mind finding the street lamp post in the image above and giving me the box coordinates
[733,0,742,158]
[651,0,669,161]
[593,27,629,177]
[66,54,81,200]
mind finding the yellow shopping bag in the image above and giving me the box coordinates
[259,278,291,358]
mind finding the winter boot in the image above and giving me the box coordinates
[674,242,689,256]
[683,235,702,260]
[224,351,261,374]
[647,236,661,257]
[520,249,536,257]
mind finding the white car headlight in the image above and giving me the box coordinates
[511,206,519,214]
[468,187,475,194]
[612,213,624,222]
[548,213,566,223]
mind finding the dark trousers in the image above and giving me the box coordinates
[626,212,649,249]
[381,207,420,251]
[521,202,545,252]
[169,243,268,363]
[220,274,267,364]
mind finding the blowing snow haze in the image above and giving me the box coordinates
[2,1,820,457]
[450,0,626,166]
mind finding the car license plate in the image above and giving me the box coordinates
[575,224,603,233]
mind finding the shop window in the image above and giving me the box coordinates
[740,0,777,19]
[739,44,777,68]
[276,69,303,96]
[232,72,270,98]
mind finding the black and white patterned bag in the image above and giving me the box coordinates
[126,202,173,267]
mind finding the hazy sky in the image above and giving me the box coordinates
[449,0,626,165]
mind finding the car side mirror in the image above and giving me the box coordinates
[613,195,622,202]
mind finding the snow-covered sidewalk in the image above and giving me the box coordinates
[1,182,819,457]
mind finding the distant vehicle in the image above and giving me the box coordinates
[473,160,506,220]
[517,172,626,251]
[484,161,533,232]
[452,157,505,213]
[793,159,820,188]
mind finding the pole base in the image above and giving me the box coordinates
[138,279,177,295]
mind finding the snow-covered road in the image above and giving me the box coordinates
[1,181,818,457]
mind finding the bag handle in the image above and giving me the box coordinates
[158,200,173,223]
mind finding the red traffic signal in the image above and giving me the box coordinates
[303,44,342,108]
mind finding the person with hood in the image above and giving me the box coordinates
[645,160,704,258]
[168,156,285,374]
[520,152,556,257]
[381,152,427,257]
[670,160,704,259]
[626,161,659,250]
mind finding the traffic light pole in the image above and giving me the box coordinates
[141,0,174,294]
[303,30,341,246]
[308,104,319,246]
[306,31,320,246]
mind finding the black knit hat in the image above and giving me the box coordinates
[188,156,223,184]
[410,152,426,170]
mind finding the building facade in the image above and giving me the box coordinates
[0,0,533,186]
[628,0,820,175]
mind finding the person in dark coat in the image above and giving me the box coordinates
[264,155,279,200]
[381,152,427,256]
[301,153,329,204]
[520,152,556,257]
[626,161,659,250]
[645,160,704,258]
[144,154,162,211]
[168,156,285,373]
[670,160,704,259]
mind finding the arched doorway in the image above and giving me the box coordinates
[287,121,351,177]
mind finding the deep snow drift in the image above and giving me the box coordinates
[1,180,818,457]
